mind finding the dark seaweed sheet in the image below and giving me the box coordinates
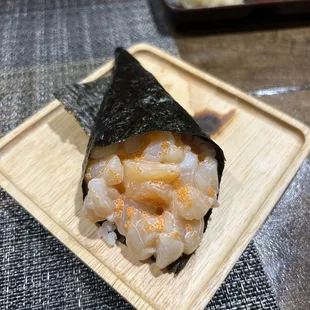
[54,76,111,135]
[54,48,225,274]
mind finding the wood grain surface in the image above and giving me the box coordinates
[175,26,310,126]
[0,44,309,310]
[174,23,310,309]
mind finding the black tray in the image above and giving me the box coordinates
[163,0,310,23]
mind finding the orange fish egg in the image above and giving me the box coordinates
[124,221,131,229]
[185,223,192,232]
[172,231,179,239]
[149,181,165,188]
[208,187,216,198]
[154,216,164,232]
[114,197,124,212]
[126,207,134,219]
[177,185,192,209]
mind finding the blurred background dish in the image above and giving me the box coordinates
[170,0,244,8]
[164,0,310,23]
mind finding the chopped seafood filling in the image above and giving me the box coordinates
[84,131,219,269]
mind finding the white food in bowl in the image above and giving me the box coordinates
[170,0,243,8]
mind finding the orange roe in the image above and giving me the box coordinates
[142,211,150,217]
[208,187,216,198]
[149,181,165,188]
[159,141,170,156]
[185,223,192,232]
[144,216,164,233]
[108,168,120,182]
[126,207,134,219]
[176,185,192,209]
[114,197,124,212]
[172,231,179,239]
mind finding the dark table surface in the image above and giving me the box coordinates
[173,20,310,310]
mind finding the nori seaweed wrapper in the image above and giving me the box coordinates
[54,76,111,135]
[54,48,225,274]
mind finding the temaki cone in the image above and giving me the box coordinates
[56,47,225,274]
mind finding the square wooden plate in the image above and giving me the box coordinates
[0,44,309,310]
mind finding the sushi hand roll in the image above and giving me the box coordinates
[56,48,225,273]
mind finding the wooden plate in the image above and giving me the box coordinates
[0,44,309,310]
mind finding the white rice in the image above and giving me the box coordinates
[170,0,243,8]
[97,221,117,247]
